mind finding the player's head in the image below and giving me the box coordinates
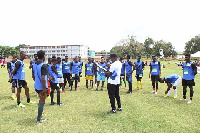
[52,56,56,59]
[137,55,141,61]
[48,57,52,64]
[74,56,79,62]
[79,56,81,61]
[57,57,61,63]
[37,50,45,61]
[110,53,117,62]
[125,55,130,60]
[34,54,38,60]
[158,78,165,83]
[101,57,105,63]
[20,51,26,60]
[152,55,156,61]
[88,57,91,62]
[91,58,94,63]
[185,54,190,61]
[65,56,68,61]
[119,57,123,62]
[52,58,57,65]
[12,56,17,62]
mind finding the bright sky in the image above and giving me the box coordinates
[0,0,199,52]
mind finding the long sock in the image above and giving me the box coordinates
[137,81,139,88]
[156,83,158,89]
[190,90,194,100]
[168,88,172,96]
[50,91,54,103]
[91,80,93,88]
[124,80,126,87]
[75,80,78,89]
[71,81,73,90]
[95,78,97,84]
[17,100,21,105]
[140,81,143,88]
[129,82,132,92]
[37,103,44,121]
[152,82,155,89]
[27,97,30,103]
[57,91,60,104]
[86,80,88,88]
[183,89,187,99]
[174,89,177,96]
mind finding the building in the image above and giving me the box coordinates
[20,45,89,59]
[95,50,110,58]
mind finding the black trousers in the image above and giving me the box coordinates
[107,83,121,110]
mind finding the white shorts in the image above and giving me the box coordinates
[57,77,64,84]
[172,76,181,87]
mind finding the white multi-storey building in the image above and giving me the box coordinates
[20,45,89,59]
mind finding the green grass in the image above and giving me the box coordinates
[0,60,200,133]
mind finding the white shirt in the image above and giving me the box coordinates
[108,61,122,85]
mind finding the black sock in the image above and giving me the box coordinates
[129,82,132,92]
[183,89,187,99]
[17,100,21,105]
[75,80,77,89]
[50,91,54,103]
[91,80,93,87]
[57,91,60,104]
[27,97,30,103]
[190,90,194,100]
[152,82,155,88]
[156,83,158,89]
[86,80,88,88]
[37,102,44,121]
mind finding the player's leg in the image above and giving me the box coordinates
[24,83,35,104]
[63,73,67,88]
[180,79,187,101]
[11,80,16,100]
[91,78,94,89]
[123,76,127,89]
[56,85,63,105]
[188,86,194,104]
[70,77,74,91]
[107,83,116,113]
[96,74,101,91]
[136,75,140,90]
[47,80,51,98]
[17,87,22,106]
[86,77,88,89]
[173,86,177,99]
[36,90,47,123]
[115,84,122,111]
[75,75,79,91]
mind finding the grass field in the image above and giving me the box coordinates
[0,60,200,133]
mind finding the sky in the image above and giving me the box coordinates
[0,0,199,52]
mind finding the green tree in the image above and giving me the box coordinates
[184,35,200,54]
[15,44,28,51]
[144,37,154,59]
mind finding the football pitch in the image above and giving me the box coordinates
[0,60,200,133]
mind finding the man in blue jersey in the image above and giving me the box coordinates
[149,55,161,95]
[134,55,145,91]
[70,56,80,91]
[62,56,71,89]
[159,74,181,99]
[7,56,17,100]
[180,54,197,104]
[85,57,95,89]
[48,58,64,105]
[91,58,98,86]
[29,54,38,69]
[10,51,35,108]
[96,57,107,91]
[78,56,83,87]
[56,57,66,93]
[125,55,134,94]
[119,57,127,89]
[32,50,48,123]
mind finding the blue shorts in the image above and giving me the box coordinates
[97,74,105,82]
[126,73,132,82]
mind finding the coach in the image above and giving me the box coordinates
[105,53,122,114]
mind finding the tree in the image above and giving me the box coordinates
[144,37,154,59]
[0,46,19,58]
[184,35,200,54]
[15,44,28,51]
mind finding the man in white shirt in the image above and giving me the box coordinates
[105,53,122,114]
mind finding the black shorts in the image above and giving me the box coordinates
[35,89,48,94]
[151,75,159,82]
[79,72,82,77]
[182,79,195,87]
[15,79,27,88]
[63,73,71,81]
[135,74,143,80]
[50,81,59,90]
[11,79,17,87]
[72,74,79,80]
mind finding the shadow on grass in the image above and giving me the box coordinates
[1,104,17,111]
[0,95,12,100]
[17,117,37,127]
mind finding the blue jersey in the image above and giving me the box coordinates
[72,61,80,74]
[56,64,63,78]
[12,60,25,80]
[182,62,195,80]
[8,61,16,78]
[98,62,106,76]
[48,64,58,83]
[86,63,94,75]
[62,61,70,74]
[164,74,179,83]
[121,62,125,75]
[125,60,132,74]
[151,61,160,75]
[135,61,144,74]
[79,61,83,73]
[33,62,48,90]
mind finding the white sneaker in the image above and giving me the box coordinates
[187,100,192,104]
[17,103,25,108]
[150,90,155,93]
[155,92,157,95]
[125,87,127,90]
[180,98,186,101]
[95,84,97,87]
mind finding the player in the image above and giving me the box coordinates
[96,57,107,91]
[48,58,64,105]
[62,56,71,89]
[56,57,66,93]
[32,50,48,123]
[149,55,161,95]
[11,51,35,107]
[159,74,181,99]
[125,55,134,94]
[91,58,98,86]
[78,56,83,87]
[29,54,38,69]
[180,54,197,104]
[85,57,94,89]
[134,55,145,91]
[70,56,80,91]
[119,57,127,89]
[7,56,17,99]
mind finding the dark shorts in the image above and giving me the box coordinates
[126,73,132,83]
[79,72,82,77]
[72,74,79,80]
[135,74,143,80]
[50,82,59,90]
[15,79,27,88]
[12,79,17,87]
[182,79,195,87]
[151,75,159,82]
[63,73,71,81]
[35,89,48,94]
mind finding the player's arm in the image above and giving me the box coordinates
[41,64,48,91]
[70,62,73,74]
[149,63,152,78]
[7,62,12,78]
[29,60,32,69]
[32,66,35,81]
[12,61,21,76]
[192,63,197,75]
[159,61,161,76]
[128,61,134,73]
[52,65,58,74]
